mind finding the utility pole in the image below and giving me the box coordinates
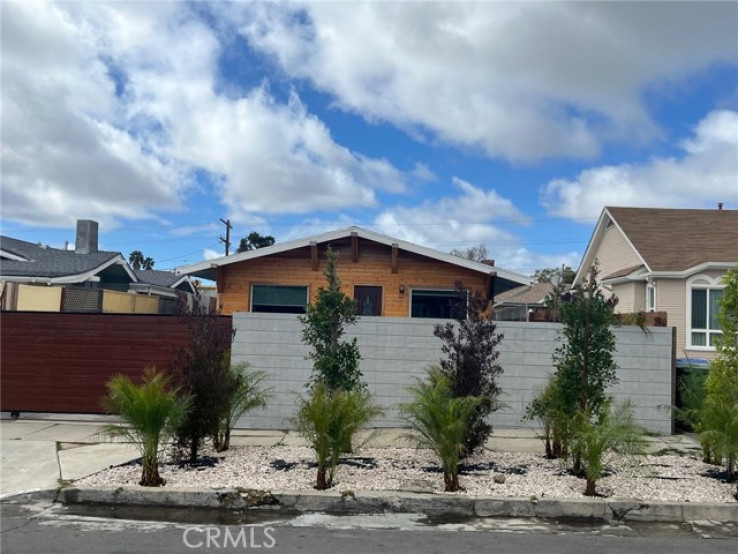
[219,218,233,256]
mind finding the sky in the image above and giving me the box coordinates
[2,1,737,279]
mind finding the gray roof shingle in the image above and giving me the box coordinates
[0,236,120,278]
[133,269,183,288]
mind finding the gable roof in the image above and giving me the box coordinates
[494,282,554,306]
[134,269,188,288]
[575,206,738,283]
[175,225,530,288]
[0,236,135,284]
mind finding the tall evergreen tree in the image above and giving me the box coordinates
[300,246,364,392]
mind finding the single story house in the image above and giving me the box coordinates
[574,206,738,360]
[493,282,554,321]
[1,220,195,313]
[175,226,530,317]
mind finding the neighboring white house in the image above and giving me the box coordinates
[574,206,738,360]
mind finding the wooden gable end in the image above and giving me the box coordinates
[216,237,489,316]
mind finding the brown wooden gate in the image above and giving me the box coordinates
[0,312,231,414]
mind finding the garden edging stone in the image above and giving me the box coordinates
[25,486,735,523]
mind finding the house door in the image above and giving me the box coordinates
[354,286,382,316]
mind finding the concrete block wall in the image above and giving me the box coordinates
[232,314,675,433]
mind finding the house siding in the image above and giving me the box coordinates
[612,281,647,313]
[216,238,489,316]
[590,224,643,297]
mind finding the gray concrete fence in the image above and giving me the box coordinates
[232,313,675,433]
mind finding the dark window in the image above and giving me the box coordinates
[411,289,465,319]
[354,286,382,316]
[252,285,307,314]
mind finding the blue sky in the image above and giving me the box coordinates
[2,1,737,277]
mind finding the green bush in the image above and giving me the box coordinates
[212,362,270,452]
[524,374,572,459]
[101,367,191,487]
[294,383,382,490]
[571,400,646,496]
[402,368,482,492]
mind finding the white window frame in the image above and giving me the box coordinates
[686,274,724,351]
[646,283,656,313]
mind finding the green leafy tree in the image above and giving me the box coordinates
[699,268,738,482]
[237,232,275,253]
[571,400,647,496]
[212,362,270,452]
[294,383,382,490]
[100,368,191,487]
[402,367,482,492]
[550,265,619,471]
[533,266,576,285]
[170,296,235,464]
[300,246,364,392]
[434,283,504,456]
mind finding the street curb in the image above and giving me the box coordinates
[48,486,738,524]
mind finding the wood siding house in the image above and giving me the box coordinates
[574,206,738,360]
[175,226,530,318]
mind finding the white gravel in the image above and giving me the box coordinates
[75,446,737,503]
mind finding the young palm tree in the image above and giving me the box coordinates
[294,383,382,490]
[128,250,144,270]
[212,363,270,452]
[572,400,647,496]
[101,367,191,486]
[401,368,482,492]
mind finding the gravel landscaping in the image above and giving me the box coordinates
[75,445,737,504]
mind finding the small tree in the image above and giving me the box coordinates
[550,265,619,471]
[170,296,235,463]
[699,268,738,483]
[294,383,382,490]
[402,367,482,492]
[434,282,504,456]
[212,362,270,452]
[101,368,190,487]
[524,374,572,459]
[300,246,364,392]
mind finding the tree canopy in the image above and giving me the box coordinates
[129,250,155,270]
[237,232,275,253]
[450,244,489,263]
[533,266,576,284]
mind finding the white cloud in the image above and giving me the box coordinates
[0,1,184,228]
[239,2,737,161]
[1,1,408,228]
[541,110,738,220]
[203,248,223,261]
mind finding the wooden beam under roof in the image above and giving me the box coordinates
[391,243,398,274]
[310,241,319,271]
[351,232,359,263]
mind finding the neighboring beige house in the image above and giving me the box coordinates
[574,206,738,360]
[494,282,554,321]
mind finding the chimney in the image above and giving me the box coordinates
[480,259,495,267]
[75,219,99,254]
[718,203,723,211]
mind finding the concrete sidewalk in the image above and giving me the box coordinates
[0,414,703,499]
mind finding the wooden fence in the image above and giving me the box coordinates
[0,312,232,414]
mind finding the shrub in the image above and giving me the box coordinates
[212,362,270,452]
[294,383,382,490]
[698,268,738,483]
[100,367,190,487]
[571,400,647,496]
[170,297,235,464]
[401,367,482,492]
[434,283,504,456]
[300,246,364,393]
[524,374,572,459]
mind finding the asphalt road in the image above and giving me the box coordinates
[2,501,737,554]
